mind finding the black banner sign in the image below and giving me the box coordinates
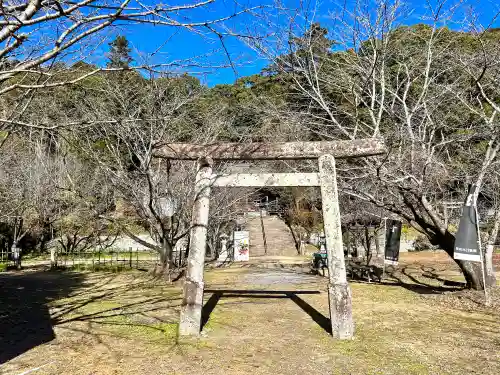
[454,184,481,262]
[385,219,402,265]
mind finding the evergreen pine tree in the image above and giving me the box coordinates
[107,36,133,68]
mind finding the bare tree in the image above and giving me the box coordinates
[0,131,63,262]
[252,0,500,289]
[0,0,266,131]
[65,73,245,276]
[53,150,117,256]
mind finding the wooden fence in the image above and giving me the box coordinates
[0,247,188,271]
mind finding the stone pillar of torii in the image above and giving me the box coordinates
[155,139,386,339]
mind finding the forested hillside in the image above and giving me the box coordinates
[1,3,500,289]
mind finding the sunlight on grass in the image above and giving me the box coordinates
[18,255,496,375]
[108,320,179,342]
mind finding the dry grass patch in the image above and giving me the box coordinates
[2,252,499,375]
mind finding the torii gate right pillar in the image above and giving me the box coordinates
[319,154,354,339]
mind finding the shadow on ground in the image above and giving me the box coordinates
[0,270,84,364]
[202,289,332,334]
[0,269,183,365]
[387,265,466,294]
[341,261,465,295]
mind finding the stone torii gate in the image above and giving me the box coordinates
[156,139,385,339]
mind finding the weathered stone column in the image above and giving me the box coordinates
[50,247,58,268]
[318,154,354,339]
[179,157,213,336]
[217,233,229,263]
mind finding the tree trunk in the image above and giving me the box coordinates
[364,225,372,266]
[285,219,301,254]
[158,238,174,278]
[484,209,500,287]
[485,244,497,286]
[374,227,381,258]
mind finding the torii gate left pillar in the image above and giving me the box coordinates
[155,139,386,339]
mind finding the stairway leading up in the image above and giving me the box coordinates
[246,215,298,257]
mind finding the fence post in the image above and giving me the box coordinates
[129,247,132,268]
[136,248,139,269]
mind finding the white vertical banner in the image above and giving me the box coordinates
[233,231,250,261]
[454,185,481,262]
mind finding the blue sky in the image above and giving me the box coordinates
[95,0,500,86]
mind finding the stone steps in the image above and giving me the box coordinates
[246,215,297,257]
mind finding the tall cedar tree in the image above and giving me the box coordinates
[107,36,133,69]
